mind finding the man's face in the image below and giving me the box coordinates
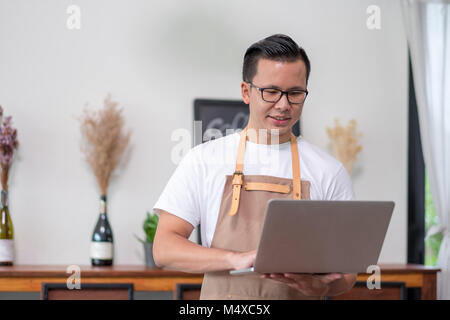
[241,58,307,142]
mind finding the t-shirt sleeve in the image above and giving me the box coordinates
[152,149,201,228]
[326,165,355,200]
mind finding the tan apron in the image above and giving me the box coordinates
[200,127,314,300]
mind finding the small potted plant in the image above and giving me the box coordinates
[136,211,159,267]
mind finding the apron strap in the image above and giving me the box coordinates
[291,133,302,200]
[244,182,291,194]
[229,128,301,216]
[229,128,247,216]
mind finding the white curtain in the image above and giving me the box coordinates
[402,0,450,299]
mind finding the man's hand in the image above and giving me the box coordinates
[228,250,257,270]
[260,272,348,298]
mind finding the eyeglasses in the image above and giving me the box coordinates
[246,81,308,104]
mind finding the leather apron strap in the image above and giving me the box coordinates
[229,127,302,216]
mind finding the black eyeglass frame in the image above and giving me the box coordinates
[246,81,309,104]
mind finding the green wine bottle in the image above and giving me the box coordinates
[90,195,114,266]
[0,190,14,266]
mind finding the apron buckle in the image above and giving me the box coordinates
[232,171,243,185]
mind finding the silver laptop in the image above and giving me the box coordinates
[230,200,394,275]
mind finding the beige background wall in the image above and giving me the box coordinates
[0,0,407,266]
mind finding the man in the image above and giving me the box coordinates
[153,34,357,299]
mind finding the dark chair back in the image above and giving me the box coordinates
[41,283,134,300]
[328,281,407,300]
[174,281,407,300]
[174,283,202,300]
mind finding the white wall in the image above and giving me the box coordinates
[0,0,407,265]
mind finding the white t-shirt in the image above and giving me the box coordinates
[153,132,355,248]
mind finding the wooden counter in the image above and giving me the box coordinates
[0,264,440,299]
[356,263,440,300]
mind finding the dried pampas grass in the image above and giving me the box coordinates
[326,118,362,175]
[79,94,131,195]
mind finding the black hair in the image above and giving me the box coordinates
[242,34,311,84]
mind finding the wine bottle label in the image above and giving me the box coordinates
[0,239,14,262]
[90,241,113,260]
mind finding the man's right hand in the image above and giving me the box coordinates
[155,211,257,273]
[228,250,257,270]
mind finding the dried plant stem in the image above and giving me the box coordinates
[80,94,131,195]
[1,166,8,190]
[326,118,363,174]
